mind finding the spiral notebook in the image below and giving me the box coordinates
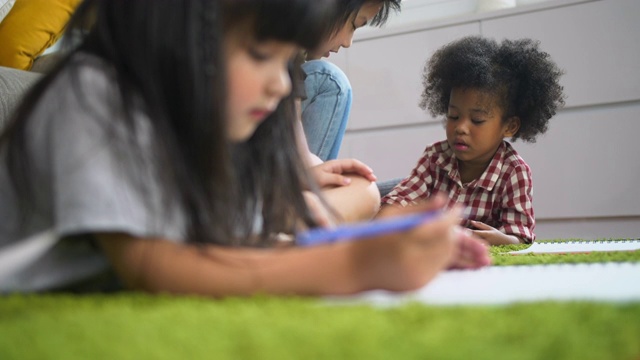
[508,239,640,255]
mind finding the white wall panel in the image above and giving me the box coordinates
[481,0,640,107]
[345,23,480,130]
[341,123,444,180]
[514,101,640,219]
[325,50,348,74]
[536,217,640,241]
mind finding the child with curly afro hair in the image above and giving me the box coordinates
[379,36,566,245]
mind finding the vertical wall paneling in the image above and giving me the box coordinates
[346,23,480,130]
[515,102,640,219]
[342,123,445,181]
[481,0,640,108]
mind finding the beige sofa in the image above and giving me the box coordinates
[0,65,42,129]
[0,51,65,129]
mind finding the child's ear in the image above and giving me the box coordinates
[503,116,521,138]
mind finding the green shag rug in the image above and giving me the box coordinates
[1,239,639,360]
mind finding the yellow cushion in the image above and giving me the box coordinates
[0,0,81,70]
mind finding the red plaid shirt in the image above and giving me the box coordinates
[382,140,535,242]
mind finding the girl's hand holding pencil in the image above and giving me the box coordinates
[296,195,491,292]
[296,210,444,246]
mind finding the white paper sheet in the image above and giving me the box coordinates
[327,263,640,306]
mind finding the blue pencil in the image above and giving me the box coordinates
[296,210,443,247]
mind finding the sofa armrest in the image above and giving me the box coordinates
[0,65,42,130]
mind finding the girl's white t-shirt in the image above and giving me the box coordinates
[0,54,186,292]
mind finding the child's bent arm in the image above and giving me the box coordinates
[321,174,380,223]
[311,159,378,187]
[469,221,523,245]
[95,203,468,297]
[97,234,364,297]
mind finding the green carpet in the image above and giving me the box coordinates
[490,240,640,266]
[1,240,639,360]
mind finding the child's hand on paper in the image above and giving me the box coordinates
[447,227,491,269]
[352,195,488,292]
[470,220,522,245]
[311,159,377,188]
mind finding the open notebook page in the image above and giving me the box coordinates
[326,262,640,306]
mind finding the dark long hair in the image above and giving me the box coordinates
[0,0,334,246]
[329,0,402,34]
[221,0,336,245]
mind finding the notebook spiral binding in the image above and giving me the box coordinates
[508,239,640,255]
[540,239,639,245]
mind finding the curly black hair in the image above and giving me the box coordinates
[420,36,566,143]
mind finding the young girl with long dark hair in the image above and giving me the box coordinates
[0,0,489,295]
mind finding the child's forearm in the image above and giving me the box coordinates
[469,220,526,245]
[322,175,380,223]
[494,233,523,245]
[96,204,466,297]
[97,234,367,297]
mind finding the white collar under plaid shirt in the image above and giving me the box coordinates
[382,140,535,242]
